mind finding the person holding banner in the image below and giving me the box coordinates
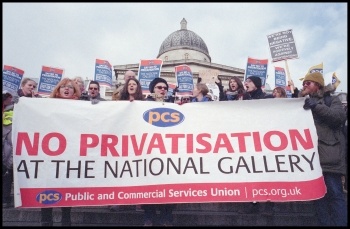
[244,76,273,99]
[143,77,175,226]
[217,76,250,101]
[16,77,40,98]
[145,77,171,103]
[272,87,287,98]
[118,78,144,102]
[2,91,14,208]
[112,70,136,101]
[300,72,347,226]
[40,78,81,226]
[191,83,213,102]
[240,76,274,214]
[79,80,106,104]
[73,76,86,96]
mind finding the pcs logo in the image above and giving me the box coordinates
[36,190,62,205]
[143,108,185,127]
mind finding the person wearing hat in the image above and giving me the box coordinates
[143,77,176,226]
[145,77,171,102]
[244,76,273,99]
[2,91,14,208]
[240,76,274,214]
[300,72,347,226]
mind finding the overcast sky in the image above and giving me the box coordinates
[3,3,348,92]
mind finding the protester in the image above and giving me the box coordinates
[3,78,40,207]
[2,91,14,208]
[180,96,191,104]
[217,76,250,101]
[79,80,106,103]
[16,77,40,98]
[118,78,144,101]
[244,76,273,99]
[191,83,213,102]
[300,72,347,226]
[40,78,82,226]
[109,78,144,212]
[73,76,86,96]
[341,101,348,193]
[241,76,274,214]
[143,77,176,226]
[112,70,136,101]
[272,86,287,98]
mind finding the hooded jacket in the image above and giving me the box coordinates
[301,84,347,175]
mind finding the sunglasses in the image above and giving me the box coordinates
[155,86,168,90]
[303,81,312,86]
[182,98,190,101]
[89,87,99,90]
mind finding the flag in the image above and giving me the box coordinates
[299,62,323,81]
[332,72,341,89]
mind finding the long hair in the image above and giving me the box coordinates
[228,76,245,94]
[273,86,287,98]
[195,83,209,96]
[119,78,144,101]
[50,78,81,99]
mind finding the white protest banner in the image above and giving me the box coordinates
[12,98,325,208]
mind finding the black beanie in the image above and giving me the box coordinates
[149,77,169,93]
[247,76,262,88]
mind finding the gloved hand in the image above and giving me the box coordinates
[91,99,100,105]
[173,86,179,96]
[80,92,89,101]
[197,77,202,84]
[12,95,20,104]
[303,98,318,110]
[215,77,223,91]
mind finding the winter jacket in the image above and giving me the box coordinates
[247,88,273,100]
[303,84,347,175]
[2,104,14,169]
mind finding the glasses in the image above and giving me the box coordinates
[89,87,99,90]
[60,85,74,89]
[155,86,168,90]
[182,98,190,101]
[303,81,312,86]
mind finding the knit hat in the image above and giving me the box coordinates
[303,72,324,87]
[247,76,262,88]
[2,90,13,101]
[149,77,169,93]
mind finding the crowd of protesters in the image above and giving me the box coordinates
[3,71,347,226]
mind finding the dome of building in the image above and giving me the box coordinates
[157,18,211,62]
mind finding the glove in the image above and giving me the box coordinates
[12,95,20,104]
[197,77,202,84]
[80,92,89,101]
[91,99,100,105]
[173,86,179,96]
[303,98,318,110]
